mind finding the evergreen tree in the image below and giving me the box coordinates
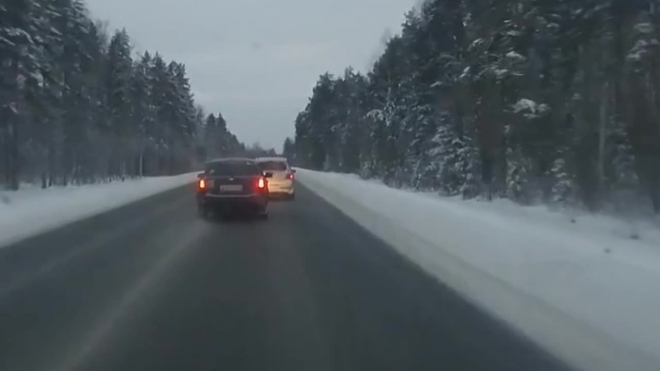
[292,0,660,213]
[0,0,251,189]
[282,137,295,163]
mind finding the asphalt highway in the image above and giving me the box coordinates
[0,183,572,371]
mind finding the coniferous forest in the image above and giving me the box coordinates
[287,0,660,214]
[0,0,254,190]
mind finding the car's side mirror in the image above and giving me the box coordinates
[291,169,296,174]
[264,172,274,178]
[197,172,205,179]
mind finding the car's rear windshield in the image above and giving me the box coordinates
[257,161,288,171]
[205,161,261,176]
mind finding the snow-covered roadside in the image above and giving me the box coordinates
[0,173,197,248]
[297,168,660,371]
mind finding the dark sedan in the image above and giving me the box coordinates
[196,158,273,219]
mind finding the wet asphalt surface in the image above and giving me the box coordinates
[0,183,571,371]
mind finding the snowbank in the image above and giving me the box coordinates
[297,168,660,371]
[0,173,197,247]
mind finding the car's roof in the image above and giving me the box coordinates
[255,157,288,162]
[205,157,256,165]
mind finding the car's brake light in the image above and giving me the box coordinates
[198,179,206,189]
[287,172,294,180]
[257,177,265,189]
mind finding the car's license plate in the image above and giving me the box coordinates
[219,184,243,192]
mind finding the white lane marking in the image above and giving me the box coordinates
[55,220,211,371]
[0,200,186,298]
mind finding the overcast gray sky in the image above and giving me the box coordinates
[85,0,419,150]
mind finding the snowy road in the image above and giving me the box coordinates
[296,169,660,371]
[0,184,568,371]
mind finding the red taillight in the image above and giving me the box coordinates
[287,173,294,180]
[198,179,206,189]
[257,177,265,189]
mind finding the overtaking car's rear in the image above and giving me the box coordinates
[196,158,271,218]
[256,157,295,199]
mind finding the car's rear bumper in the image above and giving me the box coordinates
[267,180,294,195]
[197,193,267,210]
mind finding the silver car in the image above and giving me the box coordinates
[255,157,296,200]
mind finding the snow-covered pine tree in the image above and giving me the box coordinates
[130,51,153,176]
[0,1,251,189]
[282,137,295,164]
[287,0,660,214]
[104,29,133,178]
[0,0,41,189]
